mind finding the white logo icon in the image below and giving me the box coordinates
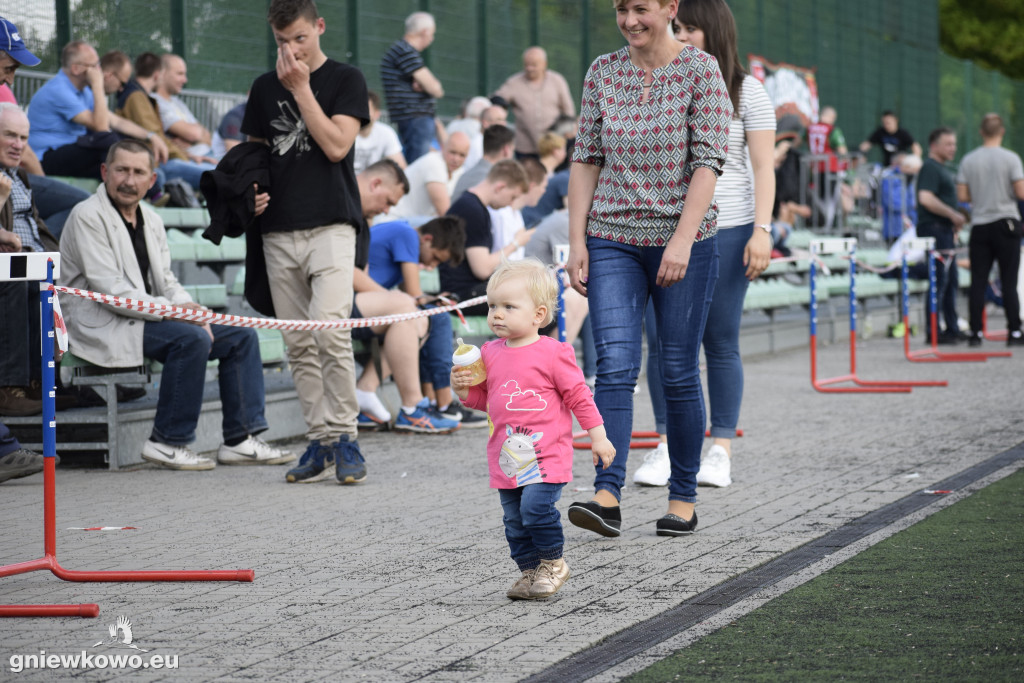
[92,615,149,652]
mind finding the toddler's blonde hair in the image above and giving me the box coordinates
[487,258,559,327]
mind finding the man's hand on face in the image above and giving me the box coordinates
[276,44,310,93]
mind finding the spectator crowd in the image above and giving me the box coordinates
[2,0,1022,603]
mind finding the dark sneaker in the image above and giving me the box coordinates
[656,512,698,536]
[0,448,55,483]
[1008,331,1024,347]
[285,440,334,483]
[333,435,367,485]
[567,501,621,537]
[394,399,460,434]
[440,397,488,428]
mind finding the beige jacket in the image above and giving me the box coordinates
[59,187,191,367]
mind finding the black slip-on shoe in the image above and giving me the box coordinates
[656,512,698,536]
[567,501,621,537]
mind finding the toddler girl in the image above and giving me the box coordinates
[452,259,614,599]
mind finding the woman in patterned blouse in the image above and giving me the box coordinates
[564,0,732,538]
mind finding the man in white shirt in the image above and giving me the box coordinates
[154,54,216,162]
[353,91,406,175]
[385,131,469,224]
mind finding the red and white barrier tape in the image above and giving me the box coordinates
[51,285,487,332]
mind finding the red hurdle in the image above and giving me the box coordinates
[809,238,945,392]
[901,241,1010,363]
[1,258,253,619]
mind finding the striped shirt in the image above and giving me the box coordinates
[380,39,435,122]
[3,168,45,252]
[714,75,776,229]
[572,46,732,246]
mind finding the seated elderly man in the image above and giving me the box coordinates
[0,103,59,417]
[60,139,294,470]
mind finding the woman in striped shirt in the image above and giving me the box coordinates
[633,0,776,491]
[565,0,732,538]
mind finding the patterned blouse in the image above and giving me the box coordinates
[572,45,732,246]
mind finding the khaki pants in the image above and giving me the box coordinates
[263,224,358,442]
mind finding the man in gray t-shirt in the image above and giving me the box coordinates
[956,113,1024,346]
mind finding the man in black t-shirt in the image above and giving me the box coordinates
[243,0,370,485]
[438,159,530,316]
[859,111,922,167]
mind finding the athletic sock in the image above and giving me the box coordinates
[356,388,391,421]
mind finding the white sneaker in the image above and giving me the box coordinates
[217,436,296,466]
[142,440,215,471]
[632,442,670,486]
[696,445,732,487]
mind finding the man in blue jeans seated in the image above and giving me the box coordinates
[366,215,486,427]
[59,139,294,470]
[350,162,460,434]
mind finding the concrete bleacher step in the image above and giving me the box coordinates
[153,206,210,229]
[182,283,228,308]
[744,279,815,311]
[257,329,285,364]
[166,228,196,260]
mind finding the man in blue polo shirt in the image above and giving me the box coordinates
[380,11,444,164]
[27,40,167,179]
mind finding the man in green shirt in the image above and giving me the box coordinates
[916,127,965,344]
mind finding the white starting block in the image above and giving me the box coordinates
[809,238,857,256]
[0,252,61,282]
[552,243,570,267]
[901,237,935,254]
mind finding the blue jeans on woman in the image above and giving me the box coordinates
[143,321,268,446]
[646,224,752,438]
[587,235,719,504]
[499,482,566,570]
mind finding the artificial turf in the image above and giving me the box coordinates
[625,467,1024,682]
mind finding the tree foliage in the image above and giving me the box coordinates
[939,0,1024,79]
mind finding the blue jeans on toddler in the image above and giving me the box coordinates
[143,321,268,446]
[646,224,752,438]
[587,235,718,504]
[499,483,566,571]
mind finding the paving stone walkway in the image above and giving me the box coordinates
[2,331,1022,682]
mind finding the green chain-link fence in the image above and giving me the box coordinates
[2,0,1021,156]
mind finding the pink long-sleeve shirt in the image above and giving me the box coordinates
[464,336,604,489]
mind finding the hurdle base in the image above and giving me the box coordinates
[0,604,99,618]
[0,457,253,619]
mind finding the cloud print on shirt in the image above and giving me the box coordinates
[506,389,547,412]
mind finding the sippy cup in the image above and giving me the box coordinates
[452,337,487,386]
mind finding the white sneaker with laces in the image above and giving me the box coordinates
[632,442,670,486]
[696,444,732,487]
[142,440,215,471]
[217,436,296,466]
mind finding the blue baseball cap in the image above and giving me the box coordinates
[0,17,41,68]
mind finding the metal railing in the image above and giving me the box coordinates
[13,69,246,133]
